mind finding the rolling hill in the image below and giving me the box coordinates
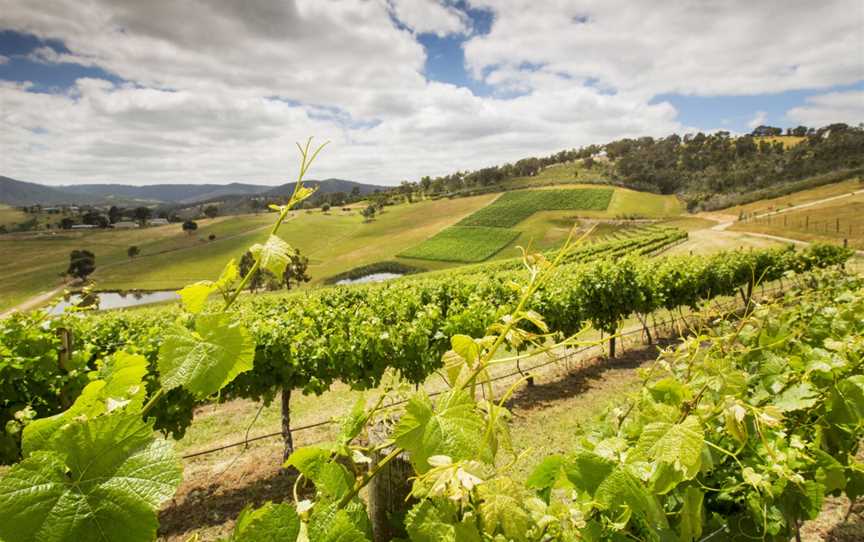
[0,176,385,206]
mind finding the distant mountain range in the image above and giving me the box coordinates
[0,176,386,206]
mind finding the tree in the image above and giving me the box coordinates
[203,205,219,219]
[59,217,75,230]
[361,205,376,222]
[83,211,109,228]
[66,250,95,281]
[134,207,152,224]
[127,246,140,259]
[108,206,123,224]
[239,250,267,292]
[208,234,216,241]
[182,221,198,235]
[282,248,310,290]
[350,186,361,198]
[321,203,331,213]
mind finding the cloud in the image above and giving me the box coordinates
[464,0,864,97]
[0,0,860,185]
[389,0,470,37]
[787,90,864,126]
[0,77,683,185]
[747,111,768,129]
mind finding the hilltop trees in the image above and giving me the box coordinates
[203,205,219,219]
[134,206,151,224]
[66,250,95,281]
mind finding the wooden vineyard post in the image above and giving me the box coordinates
[368,423,414,542]
[56,327,73,409]
[281,385,294,461]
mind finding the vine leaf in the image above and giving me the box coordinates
[774,382,819,412]
[632,415,704,481]
[158,313,255,398]
[0,413,181,542]
[392,390,486,473]
[230,501,300,542]
[595,466,669,530]
[307,501,371,542]
[177,259,239,313]
[677,486,704,541]
[22,351,148,456]
[477,478,530,539]
[250,234,292,277]
[405,500,482,542]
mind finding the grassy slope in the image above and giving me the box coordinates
[95,194,498,291]
[725,178,862,216]
[0,215,272,310]
[729,193,864,250]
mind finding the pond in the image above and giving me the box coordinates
[335,272,404,285]
[48,290,179,314]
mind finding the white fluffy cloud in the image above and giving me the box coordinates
[464,0,863,97]
[787,90,864,126]
[389,0,470,37]
[0,0,861,185]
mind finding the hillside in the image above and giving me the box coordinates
[266,178,386,197]
[0,176,385,206]
[0,176,102,206]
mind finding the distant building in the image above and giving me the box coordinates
[71,224,97,230]
[113,221,139,229]
[148,218,169,226]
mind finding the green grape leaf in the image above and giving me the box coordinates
[232,501,300,542]
[632,415,704,480]
[0,413,181,542]
[774,382,819,412]
[307,501,370,542]
[562,451,616,497]
[176,260,239,313]
[158,313,255,398]
[22,351,148,456]
[250,234,293,277]
[450,335,480,365]
[477,478,530,539]
[177,282,217,314]
[406,500,482,542]
[677,486,704,541]
[284,446,332,478]
[595,466,669,530]
[392,390,486,473]
[828,376,864,425]
[526,454,567,492]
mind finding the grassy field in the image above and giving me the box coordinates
[729,193,864,249]
[397,226,520,262]
[0,215,274,310]
[753,135,806,149]
[0,204,27,228]
[0,184,681,311]
[92,195,498,290]
[724,178,862,216]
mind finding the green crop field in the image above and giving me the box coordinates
[397,226,520,262]
[458,188,613,228]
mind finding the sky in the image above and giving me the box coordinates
[0,0,862,187]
